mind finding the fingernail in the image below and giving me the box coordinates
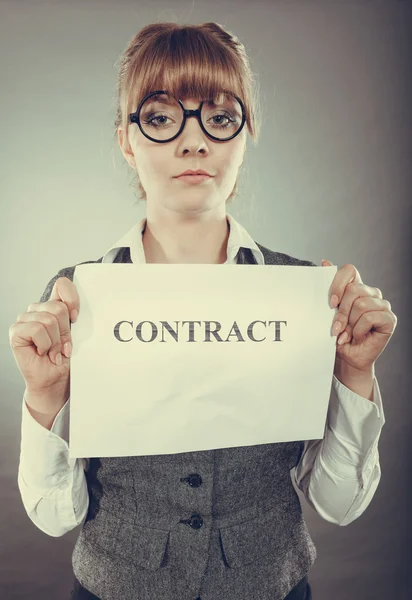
[332,321,342,336]
[71,309,78,323]
[63,342,72,358]
[338,332,348,345]
[330,295,339,308]
[56,352,62,366]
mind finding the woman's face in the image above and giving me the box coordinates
[118,95,247,215]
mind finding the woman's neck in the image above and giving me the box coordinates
[142,216,230,264]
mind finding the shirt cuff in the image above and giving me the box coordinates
[320,375,385,484]
[22,394,71,444]
[330,374,386,444]
[20,395,75,494]
[50,397,71,443]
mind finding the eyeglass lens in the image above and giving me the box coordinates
[138,92,243,141]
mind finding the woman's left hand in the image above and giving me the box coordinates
[322,260,397,374]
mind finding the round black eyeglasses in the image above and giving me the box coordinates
[128,90,247,143]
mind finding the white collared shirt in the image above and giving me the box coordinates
[18,213,385,537]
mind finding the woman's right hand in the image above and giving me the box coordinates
[9,277,80,415]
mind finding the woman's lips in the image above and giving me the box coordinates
[175,174,213,184]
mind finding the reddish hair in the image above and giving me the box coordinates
[114,22,262,203]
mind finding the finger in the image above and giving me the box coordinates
[336,321,354,346]
[9,320,53,358]
[337,301,395,346]
[347,297,392,329]
[332,282,378,337]
[15,311,64,364]
[26,300,72,361]
[352,309,397,341]
[49,277,80,323]
[329,264,362,309]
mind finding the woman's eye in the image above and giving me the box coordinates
[144,114,171,127]
[154,116,169,125]
[210,114,235,128]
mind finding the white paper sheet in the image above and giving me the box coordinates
[69,264,338,458]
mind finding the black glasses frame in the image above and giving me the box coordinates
[128,90,247,143]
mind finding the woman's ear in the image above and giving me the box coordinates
[117,127,136,168]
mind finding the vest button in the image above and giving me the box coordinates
[187,474,202,487]
[189,514,203,529]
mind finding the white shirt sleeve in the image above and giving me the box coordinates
[17,393,90,537]
[294,374,385,526]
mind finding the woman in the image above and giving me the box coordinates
[11,22,396,600]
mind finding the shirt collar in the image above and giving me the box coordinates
[101,213,264,265]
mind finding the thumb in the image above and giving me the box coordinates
[321,259,334,266]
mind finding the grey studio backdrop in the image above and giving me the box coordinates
[1,1,411,599]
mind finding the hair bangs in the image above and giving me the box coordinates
[125,27,246,122]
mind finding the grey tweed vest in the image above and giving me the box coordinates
[40,243,317,600]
